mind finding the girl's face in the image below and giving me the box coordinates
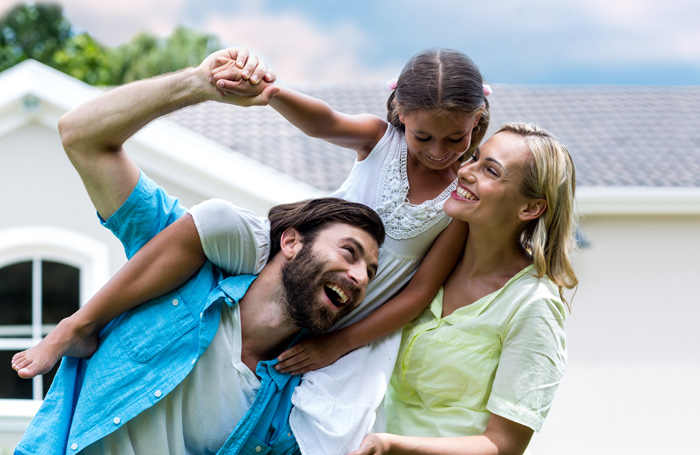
[399,110,480,171]
[444,131,537,228]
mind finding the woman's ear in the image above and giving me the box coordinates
[280,228,303,259]
[519,199,547,221]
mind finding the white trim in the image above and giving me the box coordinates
[577,187,700,215]
[0,226,110,304]
[0,226,111,427]
[0,400,41,433]
[0,60,326,210]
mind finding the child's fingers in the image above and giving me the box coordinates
[276,352,311,372]
[248,61,269,85]
[240,54,260,82]
[263,70,276,83]
[234,48,250,69]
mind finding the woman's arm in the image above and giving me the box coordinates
[349,414,533,455]
[275,220,469,374]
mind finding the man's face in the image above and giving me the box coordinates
[281,223,379,334]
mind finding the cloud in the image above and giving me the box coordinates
[202,11,398,83]
[0,0,190,46]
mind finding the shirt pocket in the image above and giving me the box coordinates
[115,290,198,363]
[413,326,500,409]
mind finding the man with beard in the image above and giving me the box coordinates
[13,49,383,455]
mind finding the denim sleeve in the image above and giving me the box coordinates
[100,172,187,259]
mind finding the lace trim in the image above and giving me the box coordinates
[375,133,456,240]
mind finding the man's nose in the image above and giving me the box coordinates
[347,262,369,288]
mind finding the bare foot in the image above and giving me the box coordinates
[11,317,99,378]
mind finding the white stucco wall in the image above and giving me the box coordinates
[529,213,700,455]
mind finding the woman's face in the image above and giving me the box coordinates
[444,131,534,227]
[399,110,480,171]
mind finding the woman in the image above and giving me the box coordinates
[351,122,578,455]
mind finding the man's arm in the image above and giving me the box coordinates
[58,49,278,220]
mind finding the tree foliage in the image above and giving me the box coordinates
[0,2,221,85]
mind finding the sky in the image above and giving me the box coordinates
[1,0,699,85]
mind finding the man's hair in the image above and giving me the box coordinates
[268,198,385,258]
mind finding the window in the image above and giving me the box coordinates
[0,259,80,399]
[0,226,109,402]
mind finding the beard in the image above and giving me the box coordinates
[281,242,359,334]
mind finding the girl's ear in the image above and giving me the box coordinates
[398,111,406,125]
[280,228,303,259]
[519,199,547,221]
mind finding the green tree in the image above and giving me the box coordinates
[0,2,72,72]
[111,26,221,84]
[1,3,221,86]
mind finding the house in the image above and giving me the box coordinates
[1,60,699,455]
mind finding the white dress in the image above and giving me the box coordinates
[189,124,456,455]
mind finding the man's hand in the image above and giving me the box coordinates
[198,48,280,107]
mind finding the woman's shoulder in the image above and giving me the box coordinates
[505,270,567,320]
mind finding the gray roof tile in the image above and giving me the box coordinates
[168,84,700,191]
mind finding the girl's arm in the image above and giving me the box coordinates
[210,50,387,160]
[348,413,533,455]
[12,215,205,378]
[275,220,468,374]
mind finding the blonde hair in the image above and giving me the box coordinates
[497,122,579,307]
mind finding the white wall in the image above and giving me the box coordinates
[530,214,700,455]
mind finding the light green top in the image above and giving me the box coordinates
[385,265,567,436]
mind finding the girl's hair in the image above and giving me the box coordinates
[498,122,579,307]
[387,48,490,157]
[268,197,385,259]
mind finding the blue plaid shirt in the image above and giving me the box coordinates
[15,173,301,455]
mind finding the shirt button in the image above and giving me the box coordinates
[71,443,78,450]
[227,297,233,303]
[255,446,262,453]
[113,417,120,424]
[191,359,196,365]
[288,432,292,437]
[155,390,162,398]
[172,299,179,306]
[200,312,203,319]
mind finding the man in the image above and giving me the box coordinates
[14,49,383,455]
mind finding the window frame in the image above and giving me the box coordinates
[0,226,109,427]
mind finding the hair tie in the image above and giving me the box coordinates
[483,84,492,96]
[386,78,398,91]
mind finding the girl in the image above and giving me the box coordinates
[13,47,490,454]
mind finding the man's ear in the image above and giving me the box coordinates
[519,198,547,221]
[280,227,303,259]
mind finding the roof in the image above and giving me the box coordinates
[168,83,700,192]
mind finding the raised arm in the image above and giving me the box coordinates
[12,214,205,378]
[58,48,278,220]
[210,50,388,160]
[275,220,468,374]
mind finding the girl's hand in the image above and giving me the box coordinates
[275,332,350,375]
[348,434,390,455]
[210,48,276,96]
[198,48,279,105]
